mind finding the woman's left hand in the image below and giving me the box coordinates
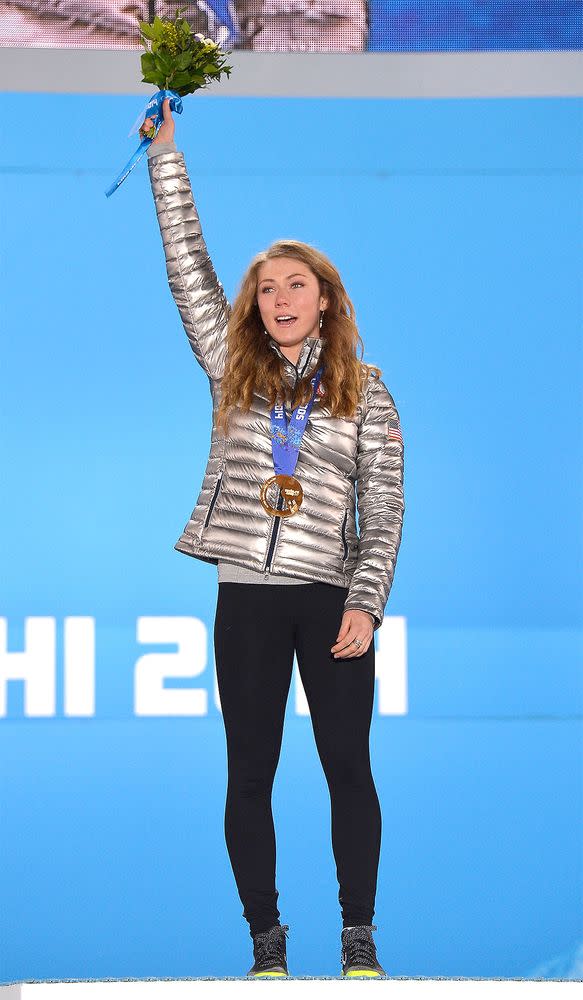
[140,98,175,143]
[331,610,374,659]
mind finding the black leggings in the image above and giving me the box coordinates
[214,581,382,938]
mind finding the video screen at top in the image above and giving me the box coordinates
[0,0,580,51]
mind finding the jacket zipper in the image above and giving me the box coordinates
[284,341,316,394]
[341,508,349,561]
[263,490,285,573]
[204,472,223,528]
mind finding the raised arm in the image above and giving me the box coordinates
[343,376,405,631]
[146,103,230,381]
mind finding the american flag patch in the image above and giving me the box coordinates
[388,418,403,444]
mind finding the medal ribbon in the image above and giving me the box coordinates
[270,367,323,476]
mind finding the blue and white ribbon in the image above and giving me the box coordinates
[270,368,323,477]
[105,89,183,198]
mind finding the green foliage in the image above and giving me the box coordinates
[136,6,233,97]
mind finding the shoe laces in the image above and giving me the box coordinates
[342,923,379,967]
[253,923,289,969]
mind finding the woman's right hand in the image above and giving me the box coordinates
[140,97,175,145]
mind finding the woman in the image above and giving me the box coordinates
[143,99,405,979]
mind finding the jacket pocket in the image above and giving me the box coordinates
[204,472,224,529]
[341,507,349,562]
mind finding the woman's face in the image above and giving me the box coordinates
[256,256,328,349]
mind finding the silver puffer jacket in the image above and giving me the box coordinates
[148,149,405,631]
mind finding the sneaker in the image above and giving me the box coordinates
[247,923,291,977]
[341,924,387,977]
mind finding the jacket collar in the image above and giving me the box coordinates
[268,334,326,386]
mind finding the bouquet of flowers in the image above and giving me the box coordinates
[105,6,233,198]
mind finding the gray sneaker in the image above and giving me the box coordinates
[247,923,291,977]
[341,924,387,977]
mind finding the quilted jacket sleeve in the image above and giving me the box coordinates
[343,375,405,631]
[147,143,230,381]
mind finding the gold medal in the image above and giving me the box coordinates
[259,474,303,518]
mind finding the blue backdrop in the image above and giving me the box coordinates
[1,93,582,982]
